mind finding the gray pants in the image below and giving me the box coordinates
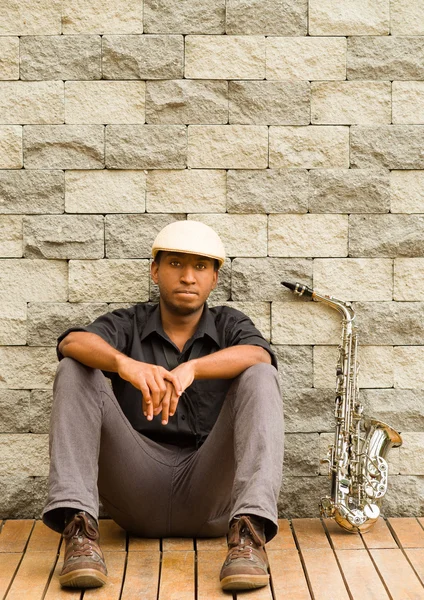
[42,357,284,541]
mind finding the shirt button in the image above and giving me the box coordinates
[181,415,186,420]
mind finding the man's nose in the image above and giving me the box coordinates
[180,265,196,283]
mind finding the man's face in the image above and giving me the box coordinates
[151,251,218,316]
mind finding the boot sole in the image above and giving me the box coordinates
[59,569,107,588]
[220,574,270,590]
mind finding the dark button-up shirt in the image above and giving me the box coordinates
[57,302,277,447]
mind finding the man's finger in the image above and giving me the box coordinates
[163,371,183,395]
[169,386,180,417]
[143,397,154,421]
[161,385,173,425]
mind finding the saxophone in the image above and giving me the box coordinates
[282,281,403,533]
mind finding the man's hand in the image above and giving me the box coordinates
[116,356,182,420]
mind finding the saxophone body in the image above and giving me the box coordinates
[282,281,403,533]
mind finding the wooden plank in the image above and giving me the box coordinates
[0,553,22,599]
[370,548,424,600]
[83,552,126,599]
[405,548,424,587]
[292,519,330,550]
[27,521,61,553]
[121,551,160,600]
[268,549,311,600]
[301,549,350,600]
[235,584,273,599]
[323,518,365,550]
[197,549,228,600]
[196,537,227,551]
[419,518,424,530]
[98,520,126,552]
[5,550,57,600]
[360,518,398,549]
[0,520,34,553]
[335,549,390,599]
[158,550,195,600]
[128,536,160,552]
[162,538,193,551]
[388,517,424,548]
[267,519,296,551]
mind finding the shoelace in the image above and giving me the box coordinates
[64,514,98,558]
[227,519,265,561]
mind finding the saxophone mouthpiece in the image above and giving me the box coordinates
[281,281,314,298]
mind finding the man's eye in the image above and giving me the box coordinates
[170,261,181,267]
[196,264,207,269]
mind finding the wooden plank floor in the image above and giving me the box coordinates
[1,517,424,600]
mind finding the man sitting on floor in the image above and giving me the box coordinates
[42,220,284,591]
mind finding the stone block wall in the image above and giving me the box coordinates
[0,0,423,519]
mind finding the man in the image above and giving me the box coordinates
[42,220,284,591]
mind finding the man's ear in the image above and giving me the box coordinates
[151,260,159,284]
[211,270,218,290]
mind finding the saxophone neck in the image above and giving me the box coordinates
[281,281,355,323]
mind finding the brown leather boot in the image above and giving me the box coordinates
[59,511,108,588]
[220,515,269,590]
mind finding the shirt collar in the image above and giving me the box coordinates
[140,303,221,349]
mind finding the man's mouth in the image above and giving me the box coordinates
[175,290,198,295]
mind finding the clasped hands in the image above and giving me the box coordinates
[117,356,196,425]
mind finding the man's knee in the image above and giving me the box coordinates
[55,357,102,388]
[238,362,279,386]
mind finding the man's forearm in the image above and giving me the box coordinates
[59,332,130,372]
[191,345,271,380]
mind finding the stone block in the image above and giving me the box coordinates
[0,81,64,125]
[391,0,424,35]
[0,259,67,302]
[65,81,145,124]
[394,347,424,390]
[384,476,424,517]
[0,37,19,79]
[278,475,328,518]
[0,434,49,476]
[311,82,391,125]
[394,258,424,301]
[351,126,424,169]
[354,301,424,345]
[285,433,320,476]
[20,35,101,80]
[106,214,184,258]
[309,169,390,214]
[309,0,389,34]
[102,35,183,80]
[106,125,186,169]
[27,303,108,346]
[185,35,265,79]
[283,388,335,433]
[231,258,312,302]
[268,214,348,258]
[0,347,57,389]
[146,80,228,124]
[361,389,424,432]
[390,170,424,214]
[0,125,22,168]
[269,126,349,169]
[0,303,26,345]
[272,301,341,345]
[1,476,48,519]
[0,215,22,257]
[227,169,309,214]
[0,0,61,35]
[188,213,267,257]
[217,301,271,341]
[229,81,310,125]
[226,0,307,35]
[146,170,226,213]
[313,346,394,389]
[62,0,143,33]
[65,170,146,213]
[188,125,268,169]
[349,214,424,258]
[24,125,104,170]
[272,345,313,392]
[347,37,424,80]
[399,434,424,475]
[30,390,53,433]
[0,170,64,214]
[313,258,393,301]
[144,0,225,33]
[0,390,30,433]
[23,215,104,259]
[392,82,424,125]
[69,259,150,302]
[266,37,346,81]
